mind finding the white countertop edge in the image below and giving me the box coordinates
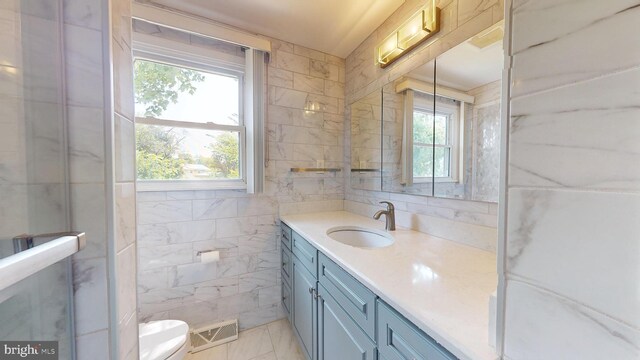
[281,211,499,360]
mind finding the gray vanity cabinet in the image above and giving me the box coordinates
[292,256,317,360]
[281,222,459,360]
[317,284,376,360]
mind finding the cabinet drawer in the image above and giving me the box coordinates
[282,280,292,317]
[377,300,457,360]
[281,222,292,250]
[292,232,318,278]
[318,253,376,340]
[281,245,292,285]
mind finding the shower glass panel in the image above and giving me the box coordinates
[0,0,75,358]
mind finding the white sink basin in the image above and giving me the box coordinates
[326,226,394,248]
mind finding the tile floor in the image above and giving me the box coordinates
[186,319,305,360]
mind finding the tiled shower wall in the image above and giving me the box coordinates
[501,0,640,358]
[63,0,138,357]
[134,20,345,330]
[344,0,504,252]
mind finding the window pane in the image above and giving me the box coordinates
[136,123,240,180]
[434,114,448,145]
[134,59,240,125]
[413,110,434,144]
[413,145,433,178]
[434,147,451,178]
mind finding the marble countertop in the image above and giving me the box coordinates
[281,211,498,360]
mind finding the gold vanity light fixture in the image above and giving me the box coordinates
[376,0,441,68]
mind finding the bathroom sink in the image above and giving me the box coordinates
[326,226,394,248]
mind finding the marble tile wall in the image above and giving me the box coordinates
[133,21,345,330]
[62,0,113,358]
[63,0,139,357]
[502,0,640,358]
[112,0,138,358]
[344,0,503,251]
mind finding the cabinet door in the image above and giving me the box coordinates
[292,257,317,360]
[317,285,376,360]
[377,300,457,360]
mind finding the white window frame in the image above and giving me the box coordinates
[412,99,461,183]
[133,36,248,192]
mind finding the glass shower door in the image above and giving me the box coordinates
[0,0,76,358]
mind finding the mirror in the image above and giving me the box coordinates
[350,89,382,191]
[381,60,435,196]
[377,22,504,202]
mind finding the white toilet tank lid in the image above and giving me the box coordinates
[139,320,189,360]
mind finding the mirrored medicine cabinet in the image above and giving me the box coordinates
[350,21,504,203]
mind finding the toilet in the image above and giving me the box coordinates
[139,320,190,360]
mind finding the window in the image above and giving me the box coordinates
[134,56,245,188]
[412,100,460,182]
[132,27,267,193]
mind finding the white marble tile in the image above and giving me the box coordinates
[275,51,309,75]
[504,281,640,360]
[193,198,239,220]
[239,269,278,293]
[71,183,107,259]
[115,182,136,252]
[216,217,259,238]
[193,277,239,300]
[169,262,218,287]
[138,219,216,247]
[64,23,103,107]
[293,73,324,95]
[227,325,274,360]
[188,344,228,360]
[63,0,102,30]
[68,106,105,183]
[76,329,109,360]
[258,285,281,308]
[216,291,260,319]
[238,304,280,331]
[117,245,137,323]
[237,197,278,217]
[267,319,305,360]
[238,233,277,255]
[73,257,109,335]
[138,267,169,294]
[395,210,497,252]
[138,243,193,270]
[137,200,193,225]
[115,114,135,182]
[509,66,640,191]
[119,312,139,360]
[268,68,294,88]
[507,188,640,328]
[113,38,135,119]
[309,59,339,82]
[511,0,640,97]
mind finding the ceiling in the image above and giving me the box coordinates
[149,0,406,58]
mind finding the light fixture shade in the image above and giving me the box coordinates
[376,0,440,68]
[377,32,402,65]
[397,11,428,50]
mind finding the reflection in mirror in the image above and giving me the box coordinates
[350,89,382,191]
[379,21,503,202]
[381,60,435,196]
[432,22,504,202]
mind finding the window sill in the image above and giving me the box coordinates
[413,177,459,184]
[136,179,247,192]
